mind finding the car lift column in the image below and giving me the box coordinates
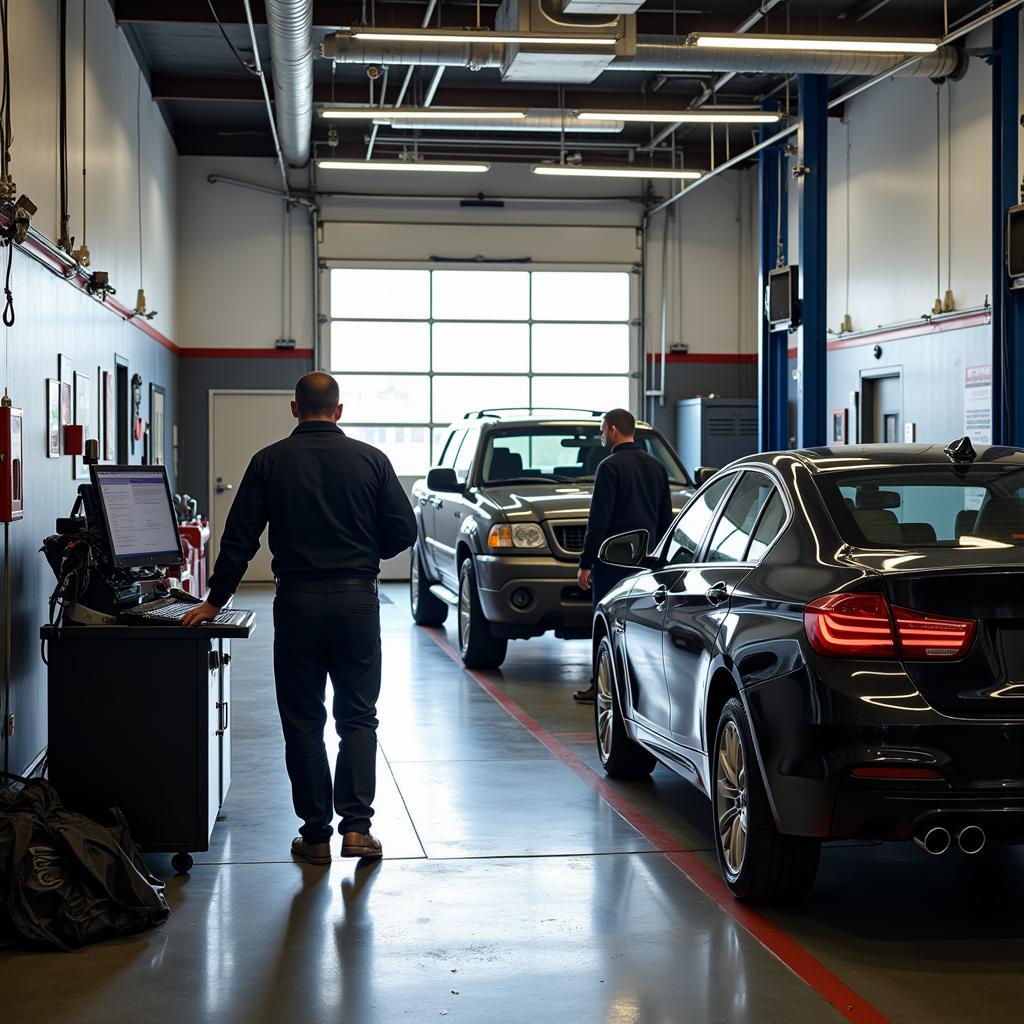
[796,75,828,448]
[991,9,1024,446]
[758,99,790,452]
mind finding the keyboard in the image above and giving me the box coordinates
[120,596,252,628]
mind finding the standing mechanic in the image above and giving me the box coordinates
[182,372,417,864]
[574,408,673,704]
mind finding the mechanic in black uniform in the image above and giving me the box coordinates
[183,372,417,864]
[574,408,673,704]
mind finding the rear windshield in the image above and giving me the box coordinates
[479,426,690,486]
[815,465,1024,548]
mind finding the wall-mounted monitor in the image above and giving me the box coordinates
[767,265,801,329]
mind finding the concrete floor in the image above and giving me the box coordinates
[3,583,1023,1023]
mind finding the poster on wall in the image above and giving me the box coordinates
[103,371,115,461]
[46,378,61,458]
[59,380,72,455]
[73,371,92,480]
[964,365,992,446]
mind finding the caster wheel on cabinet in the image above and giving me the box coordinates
[171,852,194,875]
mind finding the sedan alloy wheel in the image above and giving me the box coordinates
[716,719,748,879]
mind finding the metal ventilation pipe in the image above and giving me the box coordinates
[266,0,314,166]
[323,35,965,81]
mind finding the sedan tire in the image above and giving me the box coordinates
[595,636,656,780]
[712,697,820,904]
[458,560,508,670]
[410,541,449,627]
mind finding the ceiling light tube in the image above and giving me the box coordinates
[577,110,781,125]
[322,107,528,121]
[692,33,938,54]
[531,165,702,180]
[351,27,618,47]
[317,159,490,173]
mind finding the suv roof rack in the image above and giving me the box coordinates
[464,407,606,420]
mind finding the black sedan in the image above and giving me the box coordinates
[591,439,1024,903]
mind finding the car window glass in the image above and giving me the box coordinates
[665,476,733,565]
[707,474,774,563]
[745,489,786,561]
[453,430,479,483]
[439,430,463,468]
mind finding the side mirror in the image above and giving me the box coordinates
[695,466,719,485]
[598,529,651,569]
[426,467,462,492]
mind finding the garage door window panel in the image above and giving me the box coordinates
[433,323,530,373]
[530,271,629,322]
[531,324,630,374]
[432,271,530,321]
[531,376,629,414]
[343,427,430,476]
[331,268,429,320]
[433,376,530,425]
[335,374,430,424]
[330,321,430,372]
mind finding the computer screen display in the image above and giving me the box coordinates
[91,466,183,568]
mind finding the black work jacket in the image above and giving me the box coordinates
[579,441,673,570]
[207,421,416,607]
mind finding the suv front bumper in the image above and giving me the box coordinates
[474,554,591,639]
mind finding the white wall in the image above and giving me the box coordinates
[780,40,995,337]
[4,1,178,339]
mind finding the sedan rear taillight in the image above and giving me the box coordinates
[804,594,897,658]
[891,605,976,659]
[804,593,976,661]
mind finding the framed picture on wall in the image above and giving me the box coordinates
[103,370,115,461]
[74,371,93,480]
[149,383,166,467]
[831,407,848,447]
[46,378,61,458]
[59,379,72,455]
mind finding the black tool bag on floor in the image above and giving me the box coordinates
[0,774,170,951]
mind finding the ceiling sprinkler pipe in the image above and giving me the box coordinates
[266,0,315,166]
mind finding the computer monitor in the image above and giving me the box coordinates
[90,465,184,569]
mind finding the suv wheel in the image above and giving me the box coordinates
[458,560,508,670]
[595,636,656,780]
[712,697,820,904]
[410,541,448,626]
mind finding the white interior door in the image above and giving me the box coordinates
[209,390,413,582]
[210,390,296,582]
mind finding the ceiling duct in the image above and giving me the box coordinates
[322,34,965,82]
[265,0,314,166]
[495,0,636,83]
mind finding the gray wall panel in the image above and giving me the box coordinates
[2,253,177,775]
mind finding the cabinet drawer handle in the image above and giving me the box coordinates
[216,700,229,735]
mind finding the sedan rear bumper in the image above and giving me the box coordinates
[474,554,592,639]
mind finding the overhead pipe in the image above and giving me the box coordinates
[381,109,624,132]
[242,0,291,194]
[325,35,964,80]
[265,0,314,166]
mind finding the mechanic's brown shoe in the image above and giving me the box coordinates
[573,683,596,704]
[341,831,383,859]
[291,836,332,865]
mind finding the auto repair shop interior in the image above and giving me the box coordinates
[2,1,1024,1021]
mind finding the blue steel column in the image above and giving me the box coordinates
[758,100,790,452]
[796,75,828,448]
[991,10,1024,446]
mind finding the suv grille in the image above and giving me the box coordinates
[554,524,587,553]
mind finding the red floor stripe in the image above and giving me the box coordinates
[426,627,891,1024]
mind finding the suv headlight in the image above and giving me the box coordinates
[488,523,547,549]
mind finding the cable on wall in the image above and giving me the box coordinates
[133,70,156,319]
[74,0,90,266]
[58,0,72,253]
[207,0,258,75]
[0,0,12,193]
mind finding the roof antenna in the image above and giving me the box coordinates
[944,436,977,463]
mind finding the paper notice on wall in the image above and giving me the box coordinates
[964,364,992,445]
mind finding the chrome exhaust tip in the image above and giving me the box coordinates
[957,824,986,855]
[914,825,951,855]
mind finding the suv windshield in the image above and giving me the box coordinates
[479,425,690,486]
[815,465,1024,548]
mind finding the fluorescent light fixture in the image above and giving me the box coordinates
[692,33,938,54]
[351,27,618,47]
[531,165,702,180]
[317,159,490,173]
[577,109,781,125]
[322,107,528,121]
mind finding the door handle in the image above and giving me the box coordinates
[419,496,428,506]
[653,585,668,606]
[215,477,233,495]
[216,700,229,736]
[706,582,729,605]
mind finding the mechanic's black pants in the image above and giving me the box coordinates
[273,580,381,843]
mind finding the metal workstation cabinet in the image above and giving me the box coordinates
[675,398,759,479]
[41,624,239,875]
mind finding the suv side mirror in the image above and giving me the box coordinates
[427,467,462,493]
[598,529,651,569]
[695,466,719,485]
